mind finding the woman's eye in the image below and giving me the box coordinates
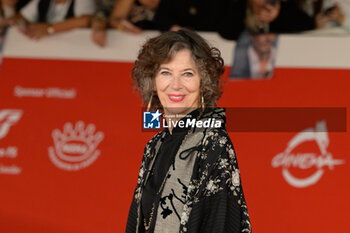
[183,72,194,77]
[160,71,171,76]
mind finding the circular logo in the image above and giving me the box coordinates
[272,121,344,188]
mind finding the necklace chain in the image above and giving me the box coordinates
[144,204,155,230]
[143,111,203,231]
[143,128,192,231]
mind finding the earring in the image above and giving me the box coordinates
[201,95,205,111]
[147,94,153,112]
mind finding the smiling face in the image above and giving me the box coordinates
[251,33,276,54]
[155,49,201,116]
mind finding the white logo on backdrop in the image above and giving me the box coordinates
[0,109,22,175]
[271,121,345,188]
[0,146,21,175]
[48,121,104,171]
[14,86,77,99]
[0,109,23,139]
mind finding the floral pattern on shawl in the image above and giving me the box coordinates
[179,126,252,233]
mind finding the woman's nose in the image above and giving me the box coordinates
[170,76,182,90]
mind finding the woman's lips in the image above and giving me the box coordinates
[168,94,185,102]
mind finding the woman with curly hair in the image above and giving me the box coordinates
[126,30,251,233]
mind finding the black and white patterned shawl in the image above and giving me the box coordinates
[126,108,252,233]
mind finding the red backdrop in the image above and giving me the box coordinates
[0,57,349,233]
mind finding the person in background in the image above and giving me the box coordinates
[109,0,158,33]
[245,0,280,33]
[215,0,316,40]
[9,0,95,40]
[153,0,246,38]
[230,31,278,79]
[91,0,116,47]
[1,0,28,20]
[0,0,29,62]
[297,0,350,31]
[245,0,316,34]
[0,0,29,35]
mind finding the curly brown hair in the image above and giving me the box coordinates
[132,30,225,110]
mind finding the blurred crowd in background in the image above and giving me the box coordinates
[0,0,349,47]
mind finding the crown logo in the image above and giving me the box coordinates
[48,121,104,171]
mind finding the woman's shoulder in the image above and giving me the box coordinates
[145,130,166,146]
[142,130,168,156]
[205,126,230,137]
[200,127,236,163]
[204,127,232,146]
